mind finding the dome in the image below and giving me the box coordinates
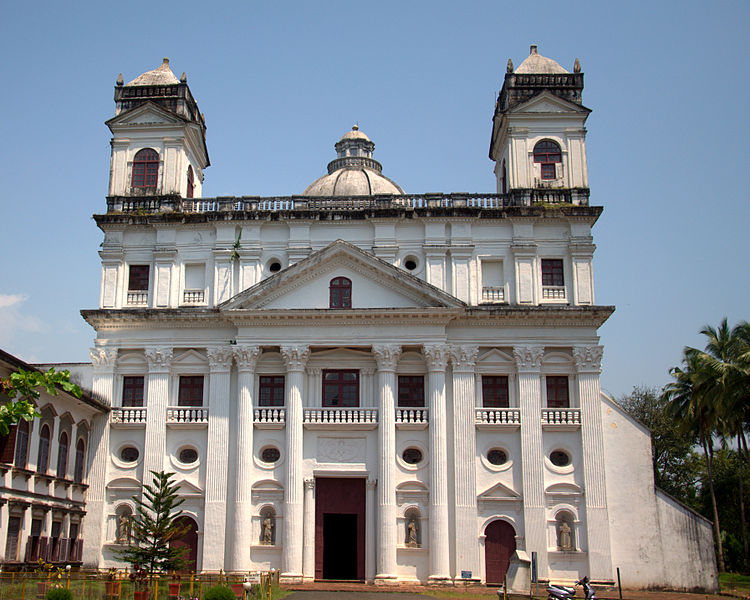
[515,44,568,74]
[126,57,180,86]
[302,126,404,196]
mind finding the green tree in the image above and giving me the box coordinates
[0,368,82,435]
[117,471,189,575]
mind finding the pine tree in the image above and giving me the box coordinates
[117,471,189,575]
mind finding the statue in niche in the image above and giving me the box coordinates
[261,514,274,545]
[116,513,131,544]
[406,517,419,547]
[557,520,573,551]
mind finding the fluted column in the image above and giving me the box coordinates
[231,345,261,571]
[280,345,310,581]
[514,346,547,577]
[366,478,377,582]
[449,345,479,581]
[302,478,316,580]
[424,343,451,583]
[573,345,613,580]
[202,347,234,571]
[372,344,401,583]
[81,347,117,567]
[143,347,173,486]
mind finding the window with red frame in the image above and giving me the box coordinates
[533,140,562,180]
[398,375,425,407]
[186,165,194,199]
[322,370,359,407]
[132,148,159,188]
[178,376,204,407]
[546,376,570,408]
[122,376,145,407]
[329,277,352,308]
[541,259,564,287]
[128,265,150,291]
[482,375,510,408]
[259,376,285,406]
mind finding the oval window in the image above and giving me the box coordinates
[404,258,417,271]
[120,446,139,463]
[550,450,571,467]
[261,447,281,463]
[487,449,508,465]
[269,261,281,272]
[179,448,199,464]
[402,448,423,465]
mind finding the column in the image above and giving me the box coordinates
[202,347,234,571]
[365,478,377,582]
[424,343,451,583]
[280,345,310,581]
[573,345,613,581]
[143,347,173,486]
[514,345,547,578]
[449,345,479,581]
[230,345,261,571]
[372,344,401,583]
[81,347,117,567]
[302,478,316,580]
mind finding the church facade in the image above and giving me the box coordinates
[78,48,717,590]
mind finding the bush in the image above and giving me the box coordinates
[46,588,74,600]
[204,585,237,600]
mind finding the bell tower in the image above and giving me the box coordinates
[489,45,590,204]
[105,58,209,199]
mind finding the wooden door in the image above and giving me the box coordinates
[170,516,199,572]
[485,520,516,585]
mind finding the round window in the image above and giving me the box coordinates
[261,447,281,463]
[404,258,417,271]
[269,261,281,272]
[179,448,199,464]
[120,446,139,463]
[550,450,571,467]
[487,449,508,465]
[402,448,423,465]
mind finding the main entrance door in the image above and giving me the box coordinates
[485,520,516,585]
[170,516,199,572]
[315,478,365,580]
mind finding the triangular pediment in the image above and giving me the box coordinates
[508,91,591,115]
[478,481,522,502]
[220,240,465,311]
[175,479,203,497]
[106,102,185,128]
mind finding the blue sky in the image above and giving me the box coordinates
[0,1,747,399]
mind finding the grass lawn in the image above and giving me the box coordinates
[721,572,750,596]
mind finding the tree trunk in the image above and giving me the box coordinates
[740,432,749,570]
[703,434,725,571]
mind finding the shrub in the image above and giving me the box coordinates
[204,584,237,600]
[46,588,74,600]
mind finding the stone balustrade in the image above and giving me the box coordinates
[541,408,581,428]
[395,408,429,427]
[111,407,147,424]
[303,407,378,428]
[166,406,209,424]
[475,407,521,428]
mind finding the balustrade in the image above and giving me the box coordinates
[111,407,147,424]
[183,289,205,304]
[542,286,566,299]
[395,407,429,426]
[126,291,148,306]
[475,407,521,428]
[541,408,581,428]
[166,406,209,424]
[254,407,286,425]
[303,407,378,428]
[481,286,505,303]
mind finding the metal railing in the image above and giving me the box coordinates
[303,408,378,425]
[166,406,209,423]
[111,407,147,424]
[475,407,521,425]
[541,408,581,425]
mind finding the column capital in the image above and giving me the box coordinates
[448,345,479,372]
[304,478,315,490]
[306,367,322,376]
[573,345,604,373]
[281,345,310,372]
[513,345,544,372]
[366,478,378,490]
[90,347,117,370]
[208,347,235,372]
[423,344,450,372]
[234,345,261,371]
[145,347,173,372]
[372,345,402,371]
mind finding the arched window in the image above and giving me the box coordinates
[556,511,576,551]
[533,140,562,180]
[14,420,29,468]
[329,277,352,308]
[260,507,276,545]
[131,148,159,188]
[56,432,69,479]
[186,166,194,199]
[37,424,50,473]
[74,438,86,483]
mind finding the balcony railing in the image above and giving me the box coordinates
[183,289,205,304]
[395,408,429,426]
[126,291,148,306]
[254,407,286,425]
[166,406,209,424]
[541,408,581,427]
[111,407,147,424]
[542,286,566,299]
[481,286,505,303]
[303,407,378,427]
[475,408,521,427]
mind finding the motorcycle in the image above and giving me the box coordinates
[547,576,597,600]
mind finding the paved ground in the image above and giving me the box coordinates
[285,593,434,600]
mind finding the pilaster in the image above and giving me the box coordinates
[424,343,451,583]
[366,478,377,582]
[143,347,173,486]
[372,344,401,583]
[302,478,316,580]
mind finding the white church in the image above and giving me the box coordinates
[8,46,718,590]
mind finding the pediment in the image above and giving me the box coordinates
[175,479,203,497]
[396,481,429,506]
[478,481,521,502]
[545,482,583,496]
[106,102,184,128]
[106,477,142,491]
[508,91,590,115]
[477,348,514,365]
[251,479,284,503]
[220,240,465,311]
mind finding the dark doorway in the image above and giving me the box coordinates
[322,513,358,579]
[315,478,366,580]
[170,516,199,572]
[485,520,516,585]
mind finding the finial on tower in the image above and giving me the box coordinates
[530,44,538,55]
[574,58,581,73]
[506,58,514,73]
[162,57,170,66]
[352,124,359,131]
[180,72,187,83]
[116,73,124,86]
